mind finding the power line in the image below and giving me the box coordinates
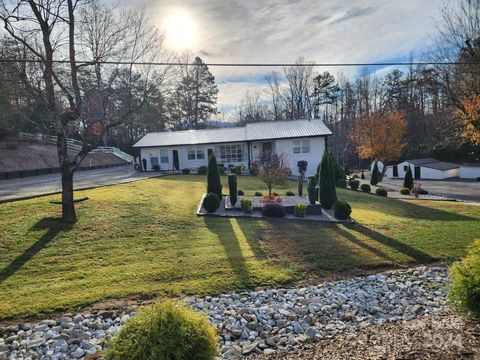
[0,59,479,67]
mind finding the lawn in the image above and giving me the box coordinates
[0,175,479,320]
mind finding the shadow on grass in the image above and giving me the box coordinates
[204,217,254,287]
[0,217,72,283]
[344,223,437,263]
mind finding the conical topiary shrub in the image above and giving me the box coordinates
[319,152,337,209]
[307,176,317,205]
[207,153,222,199]
[228,174,237,206]
[297,175,303,197]
[404,166,413,189]
[370,161,379,185]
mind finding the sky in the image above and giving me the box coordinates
[122,0,445,116]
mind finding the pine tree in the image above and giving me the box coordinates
[207,154,222,198]
[319,152,337,209]
[176,57,218,129]
[404,166,414,189]
[370,161,380,185]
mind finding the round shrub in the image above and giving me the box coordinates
[449,240,480,317]
[293,203,307,218]
[336,179,347,188]
[254,192,263,196]
[348,179,360,190]
[272,192,279,196]
[198,166,208,175]
[333,200,352,220]
[400,187,411,195]
[203,193,220,213]
[261,203,286,218]
[182,168,191,175]
[375,188,387,197]
[105,301,218,360]
[360,184,371,193]
[237,189,244,196]
[240,198,253,213]
[286,190,295,196]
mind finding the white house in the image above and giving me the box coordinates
[133,119,332,177]
[385,158,460,180]
[459,164,480,179]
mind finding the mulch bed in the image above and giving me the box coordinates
[249,311,480,360]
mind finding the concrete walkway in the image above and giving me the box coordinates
[0,166,160,202]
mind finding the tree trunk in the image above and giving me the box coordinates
[61,167,76,223]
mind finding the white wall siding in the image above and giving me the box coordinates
[274,137,325,177]
[459,166,480,179]
[419,167,459,179]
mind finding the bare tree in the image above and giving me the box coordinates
[0,0,164,223]
[256,153,291,196]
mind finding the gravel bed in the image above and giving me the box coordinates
[0,266,449,359]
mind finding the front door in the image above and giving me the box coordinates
[262,142,272,157]
[393,165,398,177]
[414,166,421,179]
[172,150,179,171]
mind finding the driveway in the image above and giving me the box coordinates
[0,166,160,202]
[380,178,480,202]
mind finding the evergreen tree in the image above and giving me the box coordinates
[404,166,414,189]
[319,152,337,209]
[297,175,303,197]
[307,176,317,205]
[176,57,218,129]
[370,161,380,185]
[207,154,222,198]
[228,174,237,206]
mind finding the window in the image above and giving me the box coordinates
[293,139,310,154]
[160,149,169,164]
[187,147,204,160]
[403,165,408,171]
[215,144,246,163]
[149,151,159,168]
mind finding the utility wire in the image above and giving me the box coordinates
[0,59,479,67]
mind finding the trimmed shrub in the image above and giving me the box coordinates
[360,184,371,193]
[336,178,347,188]
[105,301,218,360]
[261,203,286,218]
[228,174,237,206]
[207,154,222,198]
[285,191,294,196]
[182,168,190,175]
[297,175,303,197]
[272,192,279,196]
[240,198,253,213]
[333,200,352,220]
[307,176,316,205]
[319,152,337,209]
[152,165,160,171]
[420,189,429,195]
[400,187,411,195]
[449,239,480,317]
[237,189,244,196]
[297,160,308,176]
[404,166,413,189]
[361,170,365,180]
[254,192,263,196]
[218,164,225,175]
[203,193,220,213]
[352,174,359,179]
[348,179,360,190]
[294,203,308,217]
[249,167,258,176]
[375,188,387,197]
[370,162,379,185]
[315,186,320,203]
[198,166,208,175]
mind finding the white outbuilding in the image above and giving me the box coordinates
[133,119,332,177]
[459,163,480,179]
[385,158,460,180]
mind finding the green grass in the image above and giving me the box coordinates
[0,175,479,320]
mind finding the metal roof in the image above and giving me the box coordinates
[406,158,438,165]
[133,119,332,147]
[422,161,459,171]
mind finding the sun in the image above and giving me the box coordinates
[164,10,197,50]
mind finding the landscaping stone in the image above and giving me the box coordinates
[0,266,449,360]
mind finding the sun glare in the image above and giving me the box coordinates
[164,10,197,50]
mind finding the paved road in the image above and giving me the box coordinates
[0,166,160,202]
[381,178,480,202]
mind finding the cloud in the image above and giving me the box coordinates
[125,0,444,111]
